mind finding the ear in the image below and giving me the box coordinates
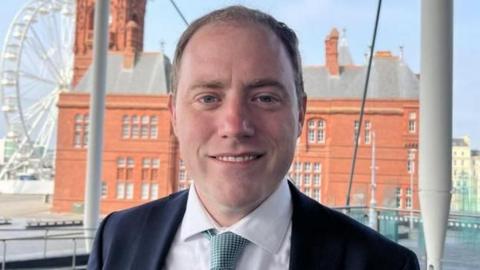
[168,93,177,135]
[297,95,307,136]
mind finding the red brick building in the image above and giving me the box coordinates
[53,2,419,213]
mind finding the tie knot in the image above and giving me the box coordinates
[204,230,249,270]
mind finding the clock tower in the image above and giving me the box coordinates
[73,0,147,86]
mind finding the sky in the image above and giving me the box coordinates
[0,0,478,149]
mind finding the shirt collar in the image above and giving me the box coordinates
[179,178,292,254]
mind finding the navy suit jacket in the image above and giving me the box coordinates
[87,183,420,269]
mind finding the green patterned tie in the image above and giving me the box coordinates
[204,230,249,270]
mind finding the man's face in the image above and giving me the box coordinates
[170,22,305,216]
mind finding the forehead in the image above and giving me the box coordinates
[178,21,294,81]
[187,22,282,56]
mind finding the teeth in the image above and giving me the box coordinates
[216,155,257,162]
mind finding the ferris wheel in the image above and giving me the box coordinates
[0,0,76,181]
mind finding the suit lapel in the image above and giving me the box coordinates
[131,190,188,270]
[288,182,344,270]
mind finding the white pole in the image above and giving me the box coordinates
[83,0,110,252]
[369,132,378,230]
[419,0,453,269]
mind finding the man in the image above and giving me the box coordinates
[88,6,419,270]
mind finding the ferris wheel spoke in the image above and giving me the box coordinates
[28,26,64,82]
[19,70,58,86]
[1,0,75,181]
[23,37,63,84]
[47,10,67,70]
[21,90,59,131]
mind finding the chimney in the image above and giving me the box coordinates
[123,20,140,69]
[325,28,339,76]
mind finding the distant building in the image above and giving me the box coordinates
[53,2,420,213]
[0,138,5,166]
[452,136,477,212]
[471,150,480,211]
[288,29,419,209]
[53,0,176,213]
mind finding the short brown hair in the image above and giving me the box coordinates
[171,5,305,106]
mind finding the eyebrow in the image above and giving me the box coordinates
[188,78,288,93]
[246,78,288,93]
[187,80,225,92]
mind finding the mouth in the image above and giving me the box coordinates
[210,153,264,163]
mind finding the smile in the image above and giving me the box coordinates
[212,154,262,162]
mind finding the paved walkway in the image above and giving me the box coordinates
[0,194,82,220]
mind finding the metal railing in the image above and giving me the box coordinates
[0,227,95,270]
[2,210,480,269]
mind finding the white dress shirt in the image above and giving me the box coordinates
[164,178,293,270]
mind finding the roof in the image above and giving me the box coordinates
[74,50,418,100]
[452,138,468,147]
[75,52,171,94]
[303,56,419,99]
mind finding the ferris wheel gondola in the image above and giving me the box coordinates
[0,0,76,181]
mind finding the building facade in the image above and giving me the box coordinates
[451,136,477,212]
[472,150,480,211]
[53,3,420,213]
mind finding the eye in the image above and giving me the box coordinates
[198,95,219,104]
[253,94,279,104]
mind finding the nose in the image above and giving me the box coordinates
[218,99,255,139]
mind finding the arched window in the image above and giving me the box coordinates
[307,119,326,144]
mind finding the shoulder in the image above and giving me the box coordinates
[87,190,189,269]
[290,183,419,269]
[99,189,188,239]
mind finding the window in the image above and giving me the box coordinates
[295,162,302,172]
[407,149,416,173]
[141,125,149,139]
[116,182,125,199]
[304,162,311,172]
[313,174,320,186]
[307,119,326,143]
[140,115,150,139]
[141,115,149,125]
[117,157,126,167]
[132,115,139,138]
[313,163,321,173]
[141,183,149,200]
[354,120,360,144]
[179,169,186,181]
[101,182,107,199]
[126,183,134,199]
[142,158,151,168]
[178,159,192,190]
[151,184,159,199]
[406,188,413,209]
[127,157,134,168]
[74,133,82,148]
[364,121,372,144]
[150,116,158,139]
[83,130,88,146]
[304,187,311,196]
[406,197,412,209]
[395,187,402,208]
[304,174,310,185]
[408,112,416,133]
[122,115,130,138]
[122,114,159,140]
[73,113,89,148]
[313,188,320,201]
